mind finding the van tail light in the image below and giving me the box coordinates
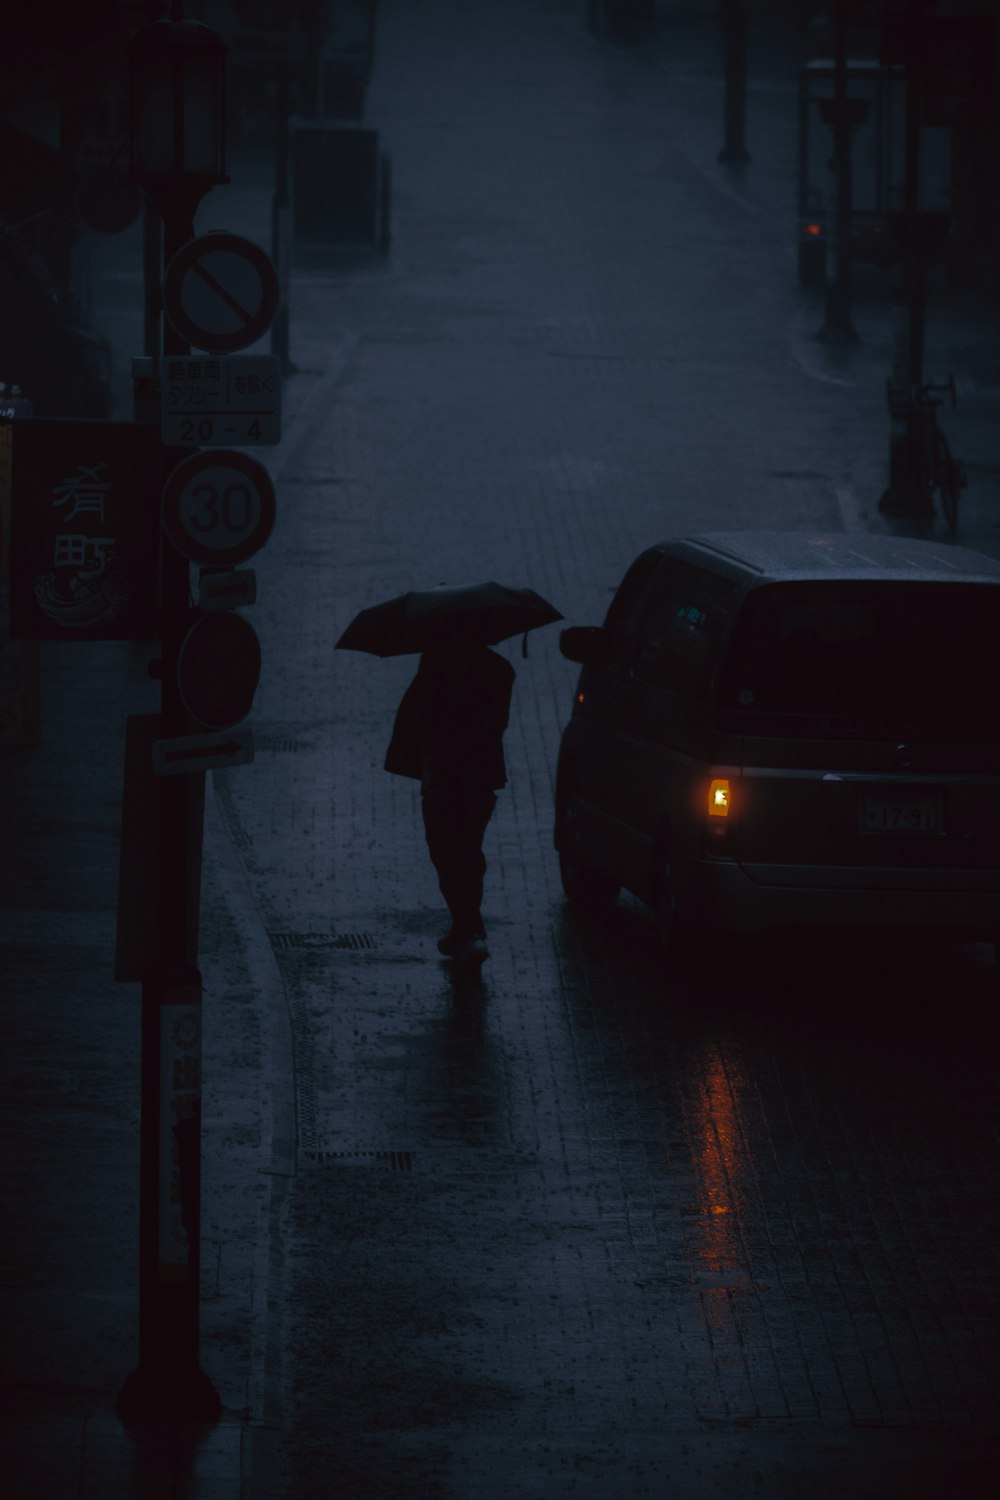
[704,774,739,850]
[803,222,822,237]
[708,778,731,817]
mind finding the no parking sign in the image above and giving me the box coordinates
[162,232,279,353]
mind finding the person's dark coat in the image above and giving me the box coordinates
[384,643,515,792]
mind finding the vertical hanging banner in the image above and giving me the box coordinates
[8,420,161,641]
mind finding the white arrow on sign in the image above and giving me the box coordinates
[152,729,255,777]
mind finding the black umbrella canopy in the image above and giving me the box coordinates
[335,582,563,657]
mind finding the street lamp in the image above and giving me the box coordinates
[128,6,229,243]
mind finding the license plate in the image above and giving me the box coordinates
[860,790,940,833]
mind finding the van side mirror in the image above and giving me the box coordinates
[559,626,617,667]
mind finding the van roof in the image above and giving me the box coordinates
[672,532,1000,584]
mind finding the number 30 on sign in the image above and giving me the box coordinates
[161,449,276,568]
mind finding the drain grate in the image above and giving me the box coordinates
[256,738,313,753]
[270,932,326,949]
[270,932,376,951]
[302,1149,414,1171]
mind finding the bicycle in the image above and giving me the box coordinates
[887,375,967,535]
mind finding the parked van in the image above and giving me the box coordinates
[555,533,1000,955]
[797,59,952,288]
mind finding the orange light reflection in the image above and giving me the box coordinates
[692,1048,743,1250]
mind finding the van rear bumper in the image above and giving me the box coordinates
[686,858,1000,937]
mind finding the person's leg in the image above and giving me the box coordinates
[422,788,496,943]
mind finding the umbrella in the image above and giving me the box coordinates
[335,581,563,657]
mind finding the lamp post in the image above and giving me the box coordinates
[128,6,229,262]
[117,1,228,1425]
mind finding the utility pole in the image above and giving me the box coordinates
[116,6,228,1423]
[141,182,216,1419]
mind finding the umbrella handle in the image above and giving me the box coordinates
[521,630,529,659]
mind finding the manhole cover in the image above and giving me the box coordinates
[301,1149,414,1171]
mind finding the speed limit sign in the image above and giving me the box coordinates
[161,449,276,567]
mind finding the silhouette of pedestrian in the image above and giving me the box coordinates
[385,637,515,965]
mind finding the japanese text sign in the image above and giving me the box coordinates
[161,355,282,447]
[8,420,161,641]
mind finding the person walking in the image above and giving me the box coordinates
[384,637,515,965]
[336,581,560,961]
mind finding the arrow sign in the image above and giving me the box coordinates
[152,729,255,777]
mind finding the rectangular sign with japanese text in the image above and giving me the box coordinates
[161,355,282,447]
[8,420,161,641]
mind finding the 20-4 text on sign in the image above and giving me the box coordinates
[161,355,282,447]
[161,450,276,568]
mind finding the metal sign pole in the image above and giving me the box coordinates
[117,188,219,1425]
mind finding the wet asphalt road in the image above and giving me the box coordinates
[192,2,1000,1494]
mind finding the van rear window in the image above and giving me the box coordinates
[718,581,1000,722]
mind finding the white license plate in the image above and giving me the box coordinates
[860,790,940,833]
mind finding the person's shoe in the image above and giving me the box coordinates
[454,935,489,966]
[438,917,487,957]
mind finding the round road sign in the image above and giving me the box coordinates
[178,612,262,731]
[162,232,279,353]
[162,450,276,567]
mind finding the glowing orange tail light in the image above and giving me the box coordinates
[708,778,731,818]
[804,223,822,237]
